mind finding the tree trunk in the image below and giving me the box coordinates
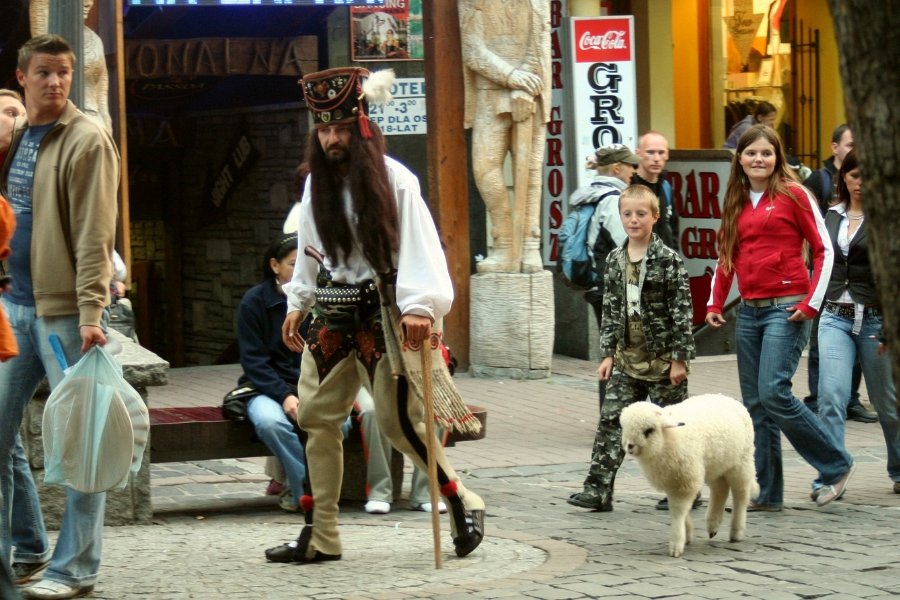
[827,0,900,391]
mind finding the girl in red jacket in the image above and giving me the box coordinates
[705,124,854,511]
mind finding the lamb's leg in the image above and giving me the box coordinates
[728,467,755,542]
[706,479,729,539]
[667,495,693,557]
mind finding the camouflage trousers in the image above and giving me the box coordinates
[581,369,688,501]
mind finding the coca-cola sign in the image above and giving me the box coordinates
[573,17,631,62]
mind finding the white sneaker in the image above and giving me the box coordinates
[21,579,94,599]
[364,500,391,514]
[410,501,447,514]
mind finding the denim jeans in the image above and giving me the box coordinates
[736,303,854,506]
[818,311,900,484]
[0,299,106,587]
[0,549,17,600]
[805,313,863,411]
[246,394,307,506]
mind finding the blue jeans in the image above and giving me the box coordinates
[246,395,306,506]
[818,311,900,484]
[0,299,106,587]
[0,549,17,600]
[736,303,853,506]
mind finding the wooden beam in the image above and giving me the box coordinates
[114,0,132,286]
[424,0,471,369]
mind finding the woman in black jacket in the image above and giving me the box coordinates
[816,149,900,496]
[237,234,308,510]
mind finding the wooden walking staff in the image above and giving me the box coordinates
[509,113,534,271]
[420,338,443,569]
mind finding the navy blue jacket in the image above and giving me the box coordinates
[237,281,300,402]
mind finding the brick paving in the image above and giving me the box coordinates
[48,354,900,598]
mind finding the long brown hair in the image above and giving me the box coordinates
[717,124,803,274]
[835,148,859,206]
[305,121,399,273]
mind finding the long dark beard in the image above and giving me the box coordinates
[306,124,399,273]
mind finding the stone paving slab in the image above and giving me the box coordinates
[59,354,900,598]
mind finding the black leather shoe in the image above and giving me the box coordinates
[265,541,303,563]
[265,524,341,564]
[847,404,878,423]
[656,493,702,511]
[453,509,485,557]
[265,542,341,564]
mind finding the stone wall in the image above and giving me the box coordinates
[130,104,308,365]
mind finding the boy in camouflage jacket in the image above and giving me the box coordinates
[568,185,695,512]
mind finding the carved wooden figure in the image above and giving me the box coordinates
[460,0,551,273]
[31,0,112,133]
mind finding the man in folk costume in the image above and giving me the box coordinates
[268,67,485,563]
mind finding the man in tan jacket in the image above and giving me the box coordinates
[0,34,118,600]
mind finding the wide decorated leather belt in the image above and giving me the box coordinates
[314,280,380,330]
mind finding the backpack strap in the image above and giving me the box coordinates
[661,178,673,207]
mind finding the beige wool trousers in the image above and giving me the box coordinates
[297,348,483,557]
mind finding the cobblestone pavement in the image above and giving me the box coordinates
[39,355,900,599]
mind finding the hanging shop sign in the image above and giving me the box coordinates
[542,0,570,265]
[664,150,738,325]
[567,15,637,191]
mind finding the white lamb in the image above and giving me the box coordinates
[620,394,757,558]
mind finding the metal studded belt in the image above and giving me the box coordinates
[823,301,881,320]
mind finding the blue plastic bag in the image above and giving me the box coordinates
[42,342,150,493]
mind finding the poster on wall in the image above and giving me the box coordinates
[567,16,638,191]
[351,1,424,61]
[367,77,427,135]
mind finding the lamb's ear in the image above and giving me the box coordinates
[660,410,685,429]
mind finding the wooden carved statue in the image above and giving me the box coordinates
[460,0,551,273]
[31,0,112,133]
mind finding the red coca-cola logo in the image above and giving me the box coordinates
[579,30,627,51]
[573,18,632,63]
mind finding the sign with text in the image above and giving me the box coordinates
[568,16,637,190]
[209,125,260,210]
[542,0,570,264]
[664,150,738,325]
[367,77,426,135]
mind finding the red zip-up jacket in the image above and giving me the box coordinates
[707,183,833,319]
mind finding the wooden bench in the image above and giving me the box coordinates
[149,405,487,501]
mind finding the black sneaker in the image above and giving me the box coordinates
[567,491,612,511]
[13,560,49,584]
[656,493,702,511]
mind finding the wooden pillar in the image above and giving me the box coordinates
[424,0,471,369]
[46,0,84,108]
